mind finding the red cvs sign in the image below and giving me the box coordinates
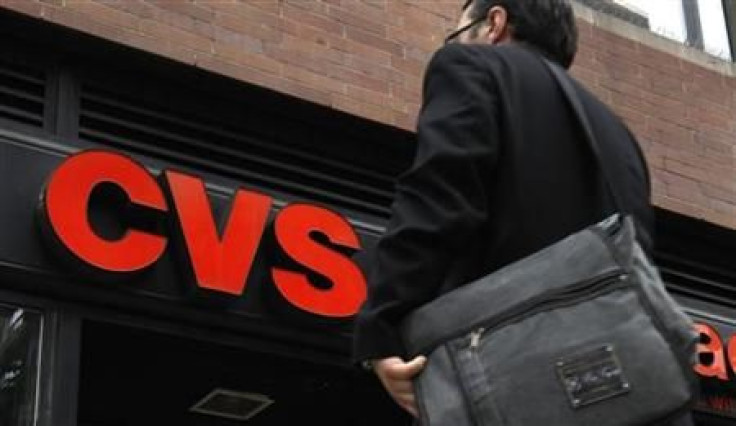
[40,150,367,319]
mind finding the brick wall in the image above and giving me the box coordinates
[1,0,735,229]
[573,18,736,230]
[0,0,453,129]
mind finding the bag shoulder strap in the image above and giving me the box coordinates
[542,59,626,214]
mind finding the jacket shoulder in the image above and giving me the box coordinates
[426,43,503,72]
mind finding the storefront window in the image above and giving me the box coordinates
[0,306,42,426]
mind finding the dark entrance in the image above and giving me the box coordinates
[77,321,407,426]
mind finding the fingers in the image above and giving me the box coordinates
[396,392,418,418]
[381,355,427,380]
[373,356,428,418]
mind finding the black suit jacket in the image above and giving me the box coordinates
[352,43,654,362]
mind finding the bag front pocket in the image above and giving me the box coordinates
[458,286,692,426]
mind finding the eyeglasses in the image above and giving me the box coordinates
[444,17,485,45]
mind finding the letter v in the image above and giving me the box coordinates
[164,170,272,295]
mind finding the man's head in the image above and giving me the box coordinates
[446,0,578,69]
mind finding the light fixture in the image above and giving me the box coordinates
[190,388,274,421]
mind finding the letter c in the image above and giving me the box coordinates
[42,151,167,273]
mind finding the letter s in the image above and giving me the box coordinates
[271,204,366,318]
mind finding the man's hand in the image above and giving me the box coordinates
[373,356,427,418]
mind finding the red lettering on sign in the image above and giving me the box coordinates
[729,333,736,377]
[164,171,272,295]
[43,151,167,273]
[695,323,729,381]
[271,204,366,318]
[40,150,368,320]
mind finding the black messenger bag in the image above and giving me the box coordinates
[400,60,699,426]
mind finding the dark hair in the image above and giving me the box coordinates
[467,0,578,68]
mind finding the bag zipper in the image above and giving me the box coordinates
[467,271,629,351]
[470,328,485,349]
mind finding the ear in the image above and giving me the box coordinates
[484,5,510,44]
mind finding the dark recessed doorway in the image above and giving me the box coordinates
[77,320,408,426]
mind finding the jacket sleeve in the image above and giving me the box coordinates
[352,44,501,362]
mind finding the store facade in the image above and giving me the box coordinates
[0,2,736,426]
[0,8,415,425]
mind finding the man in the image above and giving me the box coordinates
[354,0,690,424]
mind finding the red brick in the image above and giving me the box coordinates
[69,1,140,31]
[645,117,697,152]
[333,93,393,124]
[198,55,331,105]
[214,10,283,43]
[390,83,420,104]
[613,105,646,129]
[405,45,433,63]
[211,25,260,53]
[47,6,126,40]
[635,44,681,74]
[576,18,594,38]
[103,0,157,20]
[146,0,213,21]
[401,14,451,42]
[284,65,347,95]
[0,0,48,16]
[282,0,329,15]
[340,0,400,27]
[648,73,684,98]
[268,33,347,69]
[598,76,646,96]
[140,18,212,52]
[328,4,386,36]
[213,43,282,75]
[393,110,417,131]
[639,92,688,126]
[346,85,392,108]
[244,0,280,14]
[266,44,329,76]
[643,141,667,168]
[588,85,612,103]
[282,2,343,35]
[348,55,403,84]
[276,79,333,106]
[702,210,736,229]
[684,77,731,106]
[570,67,599,87]
[335,38,393,66]
[696,129,736,156]
[591,26,638,53]
[117,30,191,63]
[609,89,645,112]
[402,0,455,24]
[202,1,281,30]
[708,198,736,216]
[687,104,733,133]
[391,50,431,77]
[652,195,707,220]
[345,26,403,57]
[387,24,442,52]
[702,183,736,204]
[704,164,736,190]
[329,64,389,93]
[283,23,351,58]
[666,182,708,206]
[596,53,641,79]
